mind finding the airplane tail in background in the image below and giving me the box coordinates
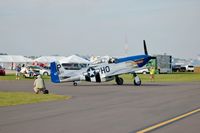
[50,62,61,83]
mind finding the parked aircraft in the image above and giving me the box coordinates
[50,40,154,86]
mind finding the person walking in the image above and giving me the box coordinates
[33,75,47,94]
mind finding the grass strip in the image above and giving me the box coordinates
[121,73,200,83]
[0,91,71,107]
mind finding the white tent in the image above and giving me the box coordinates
[34,56,67,63]
[0,55,33,62]
[0,55,33,69]
[59,55,90,64]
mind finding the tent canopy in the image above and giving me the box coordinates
[59,55,90,64]
[0,55,33,62]
[34,56,66,63]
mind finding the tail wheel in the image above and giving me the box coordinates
[116,77,124,85]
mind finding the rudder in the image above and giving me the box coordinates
[50,62,60,83]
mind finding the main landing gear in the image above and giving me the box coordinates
[73,81,78,86]
[115,76,124,85]
[115,74,141,86]
[133,73,141,86]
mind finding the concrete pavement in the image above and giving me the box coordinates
[0,80,200,133]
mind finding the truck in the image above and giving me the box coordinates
[146,54,172,73]
[172,65,186,72]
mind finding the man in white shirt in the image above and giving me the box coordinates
[33,75,46,94]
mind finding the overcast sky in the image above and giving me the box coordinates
[0,0,200,59]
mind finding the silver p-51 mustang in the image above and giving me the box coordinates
[50,40,154,86]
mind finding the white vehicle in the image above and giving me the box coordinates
[39,67,50,75]
[50,40,155,86]
[21,66,50,76]
[135,67,149,74]
[185,65,194,72]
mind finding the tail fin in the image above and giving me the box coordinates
[143,40,148,55]
[50,62,60,83]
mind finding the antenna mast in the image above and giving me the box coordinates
[124,33,128,55]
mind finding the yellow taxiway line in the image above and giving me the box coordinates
[137,108,200,133]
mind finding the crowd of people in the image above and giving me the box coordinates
[15,64,35,79]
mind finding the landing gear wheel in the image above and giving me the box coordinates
[134,76,141,86]
[116,77,124,85]
[73,82,77,86]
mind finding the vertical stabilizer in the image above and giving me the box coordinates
[50,62,60,83]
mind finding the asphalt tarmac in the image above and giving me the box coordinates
[0,80,200,133]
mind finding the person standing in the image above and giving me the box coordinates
[149,66,156,81]
[15,65,21,80]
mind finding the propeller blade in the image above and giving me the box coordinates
[143,40,148,55]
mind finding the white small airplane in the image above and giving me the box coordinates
[50,40,154,86]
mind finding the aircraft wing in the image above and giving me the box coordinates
[104,63,141,77]
[105,68,134,77]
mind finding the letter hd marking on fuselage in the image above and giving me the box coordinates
[100,66,110,74]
